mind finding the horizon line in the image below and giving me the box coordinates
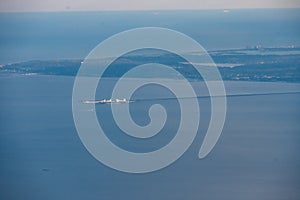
[0,7,300,13]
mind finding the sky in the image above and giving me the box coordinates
[0,0,300,12]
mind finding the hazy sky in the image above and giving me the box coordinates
[0,0,300,12]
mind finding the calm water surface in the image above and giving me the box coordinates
[0,75,300,200]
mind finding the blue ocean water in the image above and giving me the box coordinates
[0,75,300,199]
[0,9,300,64]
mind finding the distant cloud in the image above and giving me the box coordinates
[0,0,300,12]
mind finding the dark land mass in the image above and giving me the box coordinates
[1,47,300,82]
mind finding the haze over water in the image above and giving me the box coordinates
[0,9,300,64]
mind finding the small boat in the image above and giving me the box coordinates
[82,98,129,104]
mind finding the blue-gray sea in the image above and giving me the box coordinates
[0,9,300,64]
[0,75,300,199]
